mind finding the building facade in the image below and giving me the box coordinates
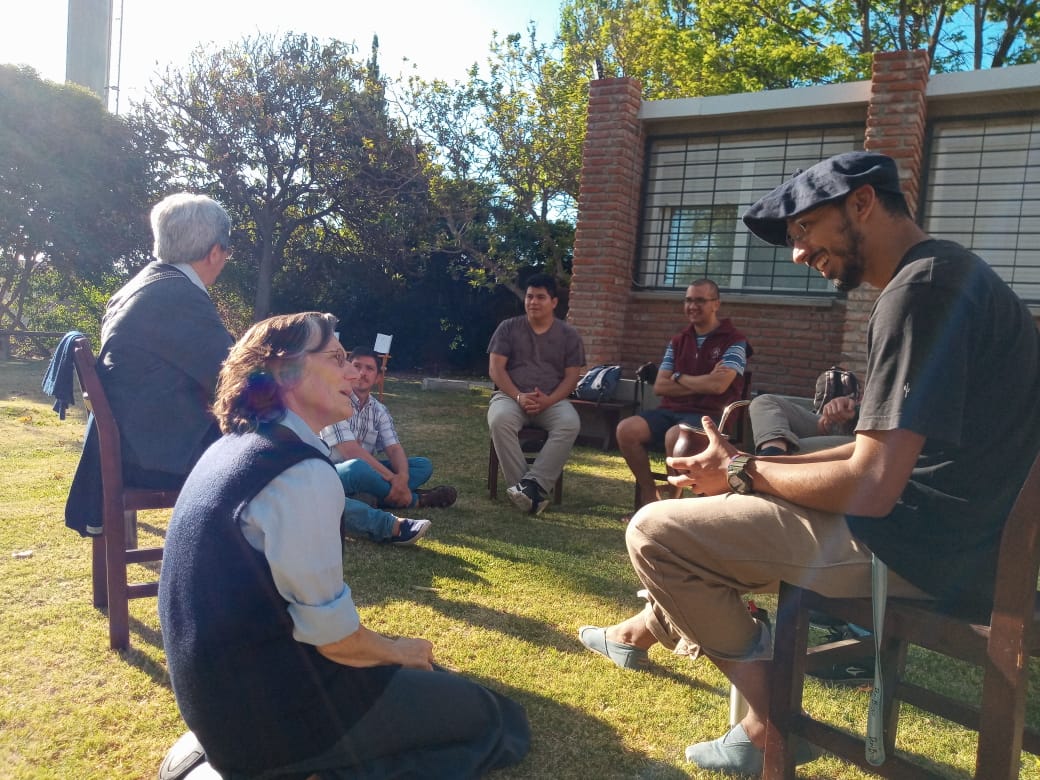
[569,51,1040,396]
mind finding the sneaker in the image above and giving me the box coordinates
[506,479,549,514]
[390,518,431,546]
[685,723,820,776]
[417,485,458,508]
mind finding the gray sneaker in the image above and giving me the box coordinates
[390,518,431,545]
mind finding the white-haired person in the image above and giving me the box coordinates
[65,192,234,535]
[158,312,530,779]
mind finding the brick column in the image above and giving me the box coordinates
[568,77,644,366]
[841,50,931,376]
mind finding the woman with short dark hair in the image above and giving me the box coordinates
[159,312,529,779]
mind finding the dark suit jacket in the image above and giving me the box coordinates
[65,261,233,535]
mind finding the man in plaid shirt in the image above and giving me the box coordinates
[321,347,458,544]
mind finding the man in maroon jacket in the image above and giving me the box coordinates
[617,279,751,508]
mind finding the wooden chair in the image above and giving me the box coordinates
[763,451,1040,779]
[636,370,753,509]
[71,336,178,651]
[487,427,564,504]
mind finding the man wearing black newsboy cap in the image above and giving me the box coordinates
[577,151,1040,775]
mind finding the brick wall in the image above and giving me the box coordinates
[618,296,847,397]
[569,52,1037,401]
[836,50,932,378]
[568,78,645,365]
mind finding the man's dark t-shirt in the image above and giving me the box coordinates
[846,239,1040,617]
[486,315,586,394]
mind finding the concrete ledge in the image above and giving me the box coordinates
[421,378,492,393]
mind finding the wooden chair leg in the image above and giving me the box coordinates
[764,582,812,780]
[976,624,1031,779]
[91,534,108,608]
[106,510,131,651]
[488,441,499,500]
[488,431,565,505]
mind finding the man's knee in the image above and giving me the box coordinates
[616,415,651,447]
[487,399,522,435]
[749,394,792,428]
[625,502,671,555]
[557,413,581,438]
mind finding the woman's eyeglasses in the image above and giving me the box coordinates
[319,349,348,368]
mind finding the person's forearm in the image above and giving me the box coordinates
[656,370,734,397]
[317,625,406,667]
[545,381,578,406]
[750,441,856,463]
[317,625,435,670]
[489,363,521,400]
[385,444,410,481]
[749,436,913,517]
[546,368,581,405]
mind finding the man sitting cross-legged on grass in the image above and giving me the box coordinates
[320,346,457,546]
[578,151,1040,776]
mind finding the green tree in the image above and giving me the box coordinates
[558,0,1039,99]
[558,0,858,97]
[400,27,583,299]
[0,65,153,335]
[136,33,431,320]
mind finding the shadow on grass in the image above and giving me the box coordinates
[465,672,692,780]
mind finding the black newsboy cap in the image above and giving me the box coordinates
[742,151,904,247]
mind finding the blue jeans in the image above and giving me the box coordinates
[336,457,433,542]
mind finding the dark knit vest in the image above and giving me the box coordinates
[158,425,396,773]
[660,318,751,416]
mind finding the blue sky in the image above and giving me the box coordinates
[2,0,564,110]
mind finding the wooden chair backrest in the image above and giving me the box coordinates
[991,450,1040,625]
[70,337,127,502]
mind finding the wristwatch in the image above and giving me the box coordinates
[671,371,682,383]
[727,454,755,495]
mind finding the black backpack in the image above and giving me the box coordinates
[812,366,861,412]
[574,364,622,403]
[812,366,861,434]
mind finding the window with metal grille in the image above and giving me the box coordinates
[637,127,864,294]
[922,113,1040,304]
[662,205,737,286]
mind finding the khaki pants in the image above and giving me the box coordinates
[626,493,929,660]
[487,392,580,492]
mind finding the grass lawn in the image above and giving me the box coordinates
[2,358,1039,779]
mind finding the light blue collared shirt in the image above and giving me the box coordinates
[172,262,209,295]
[238,410,361,647]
